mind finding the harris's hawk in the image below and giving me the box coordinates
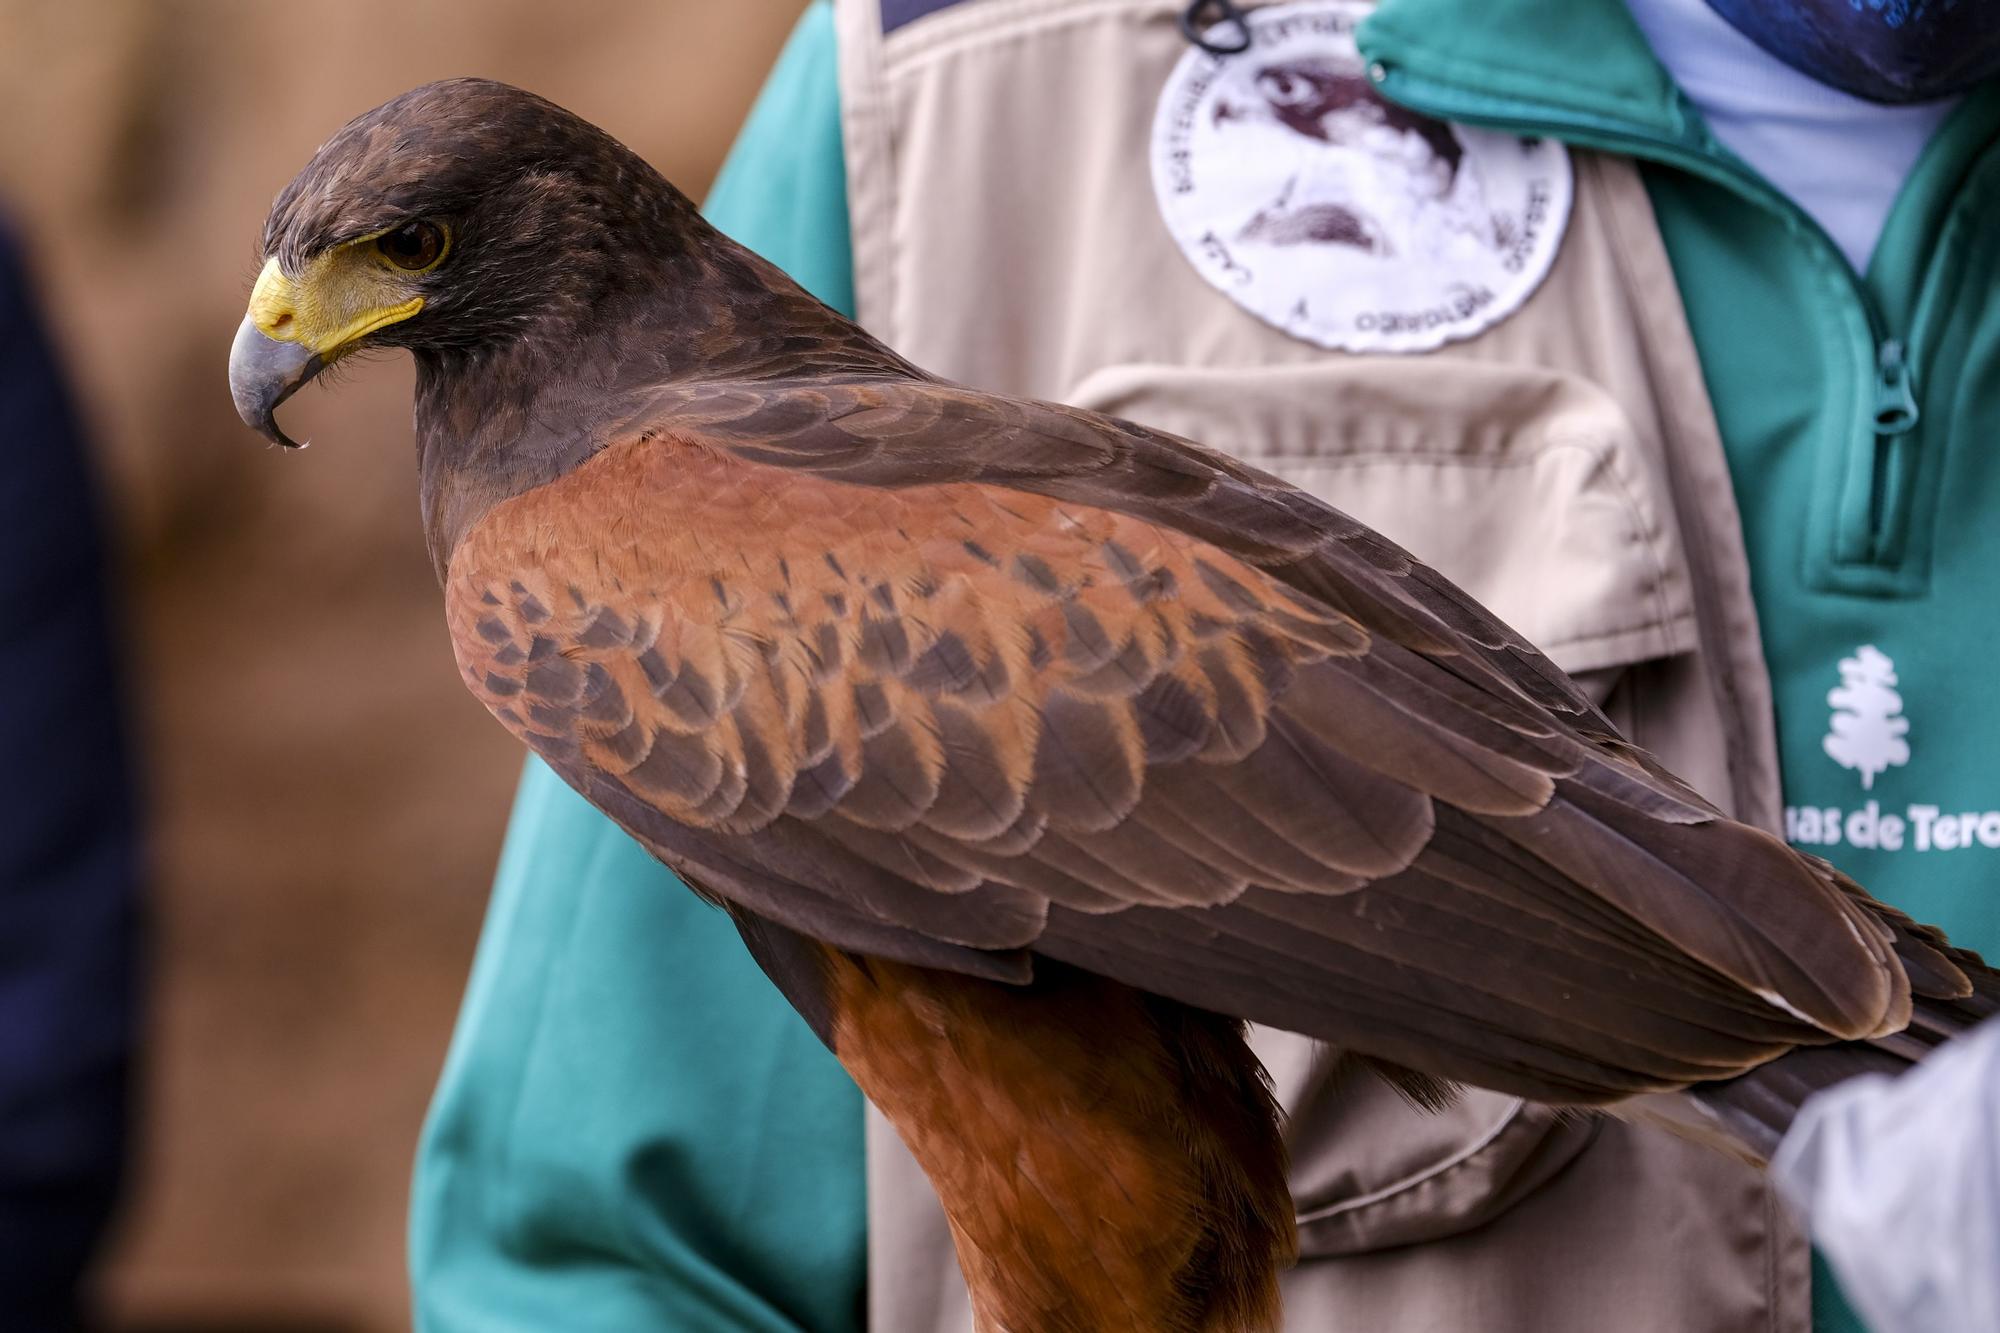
[229,80,1997,1333]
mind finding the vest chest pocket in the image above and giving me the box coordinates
[1068,357,1699,694]
[1065,355,1701,1254]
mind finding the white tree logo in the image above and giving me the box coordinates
[1823,645,1910,790]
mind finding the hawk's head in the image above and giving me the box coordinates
[229,78,682,447]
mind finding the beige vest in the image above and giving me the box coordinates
[834,1,1803,1327]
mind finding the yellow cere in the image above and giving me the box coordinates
[245,242,427,359]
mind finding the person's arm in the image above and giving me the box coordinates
[410,10,866,1331]
[0,218,141,1332]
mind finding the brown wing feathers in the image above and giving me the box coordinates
[446,377,1921,1107]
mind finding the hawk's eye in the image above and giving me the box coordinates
[377,220,446,272]
[1263,73,1309,105]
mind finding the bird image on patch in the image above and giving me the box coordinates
[1152,0,1572,353]
[232,78,2000,1333]
[1224,59,1497,255]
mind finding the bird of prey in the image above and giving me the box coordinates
[230,80,1996,1333]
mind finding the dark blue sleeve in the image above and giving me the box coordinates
[0,219,141,1332]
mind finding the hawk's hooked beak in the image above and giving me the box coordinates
[230,334,322,449]
[230,259,325,449]
[228,253,423,449]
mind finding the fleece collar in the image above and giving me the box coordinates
[1359,0,1695,142]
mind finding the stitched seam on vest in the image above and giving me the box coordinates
[1592,152,1782,829]
[1292,1098,1525,1221]
[881,0,1180,70]
[837,0,903,342]
[882,0,971,35]
[1546,431,1684,659]
[1764,1182,1782,1332]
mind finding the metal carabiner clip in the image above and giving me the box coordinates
[1180,0,1253,56]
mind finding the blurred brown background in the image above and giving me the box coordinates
[0,3,806,1329]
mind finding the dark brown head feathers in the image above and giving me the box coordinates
[255,79,906,570]
[261,78,698,355]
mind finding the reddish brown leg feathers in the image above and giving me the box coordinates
[822,951,1295,1333]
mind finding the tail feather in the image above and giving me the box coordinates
[1687,868,2000,1160]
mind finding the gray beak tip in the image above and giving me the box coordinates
[228,316,324,450]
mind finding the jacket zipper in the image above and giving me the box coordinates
[1861,339,1921,564]
[1366,62,1921,575]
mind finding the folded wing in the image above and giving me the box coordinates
[446,375,1923,1104]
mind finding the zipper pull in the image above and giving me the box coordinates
[1838,339,1920,568]
[1874,339,1920,436]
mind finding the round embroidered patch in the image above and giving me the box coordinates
[1151,0,1573,353]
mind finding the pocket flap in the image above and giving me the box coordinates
[1252,1027,1597,1256]
[1067,359,1697,676]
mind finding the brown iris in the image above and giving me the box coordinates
[377,220,445,271]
